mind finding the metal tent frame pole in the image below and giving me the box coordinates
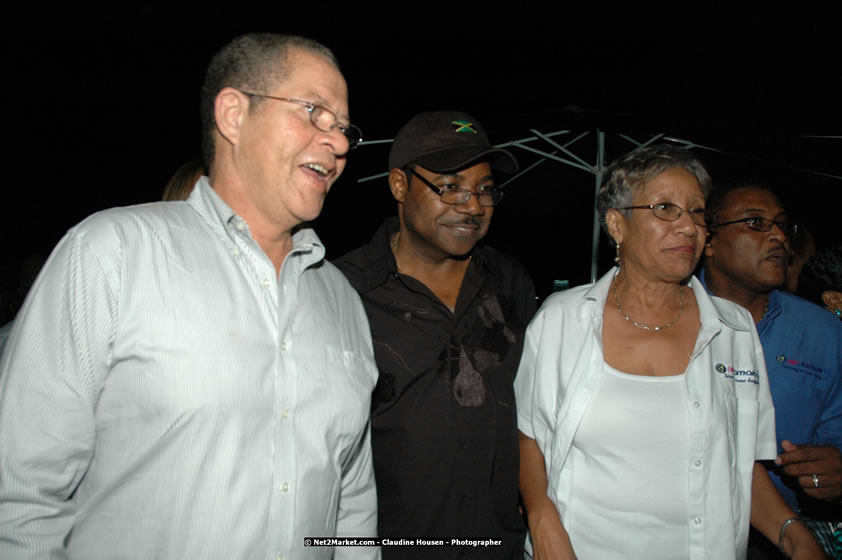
[357,130,842,283]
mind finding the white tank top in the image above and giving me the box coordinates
[565,362,691,559]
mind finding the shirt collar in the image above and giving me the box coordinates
[578,267,749,332]
[187,176,325,266]
[353,217,495,291]
[695,268,755,331]
[577,268,618,322]
[756,288,782,331]
[187,176,236,239]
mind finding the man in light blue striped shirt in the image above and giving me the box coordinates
[0,33,379,559]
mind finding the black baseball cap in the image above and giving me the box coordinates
[388,110,518,174]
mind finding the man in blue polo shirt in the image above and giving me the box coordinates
[701,181,841,556]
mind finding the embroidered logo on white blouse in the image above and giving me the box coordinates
[714,363,759,384]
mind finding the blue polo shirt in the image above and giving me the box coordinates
[699,270,842,510]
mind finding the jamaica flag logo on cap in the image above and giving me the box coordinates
[451,120,477,134]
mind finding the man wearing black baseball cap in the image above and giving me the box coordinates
[336,111,535,558]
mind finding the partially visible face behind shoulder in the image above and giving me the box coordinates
[704,186,790,293]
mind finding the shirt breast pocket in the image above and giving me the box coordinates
[322,345,374,461]
[725,395,759,473]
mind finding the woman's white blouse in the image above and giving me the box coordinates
[514,268,776,560]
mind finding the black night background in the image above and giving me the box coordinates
[3,3,841,315]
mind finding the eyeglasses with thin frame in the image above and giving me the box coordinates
[238,90,363,150]
[620,202,709,226]
[711,216,798,238]
[404,166,503,207]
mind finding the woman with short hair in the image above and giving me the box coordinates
[516,144,824,559]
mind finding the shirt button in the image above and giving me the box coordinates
[282,409,289,420]
[281,342,287,352]
[693,401,701,408]
[694,517,702,525]
[282,482,289,492]
[276,554,283,560]
[263,279,271,288]
[460,494,469,503]
[236,222,245,231]
[694,460,702,467]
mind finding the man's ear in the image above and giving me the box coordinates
[389,168,408,203]
[604,209,624,247]
[704,234,715,257]
[821,290,842,310]
[214,87,249,148]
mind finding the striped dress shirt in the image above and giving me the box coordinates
[0,178,380,559]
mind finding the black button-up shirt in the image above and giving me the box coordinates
[336,219,536,559]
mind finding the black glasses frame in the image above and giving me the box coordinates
[711,217,798,237]
[404,166,503,207]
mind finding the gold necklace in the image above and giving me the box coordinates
[613,281,684,332]
[390,230,472,273]
[390,231,400,255]
[390,231,401,272]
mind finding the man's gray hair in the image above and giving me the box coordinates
[596,143,712,243]
[199,33,339,169]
